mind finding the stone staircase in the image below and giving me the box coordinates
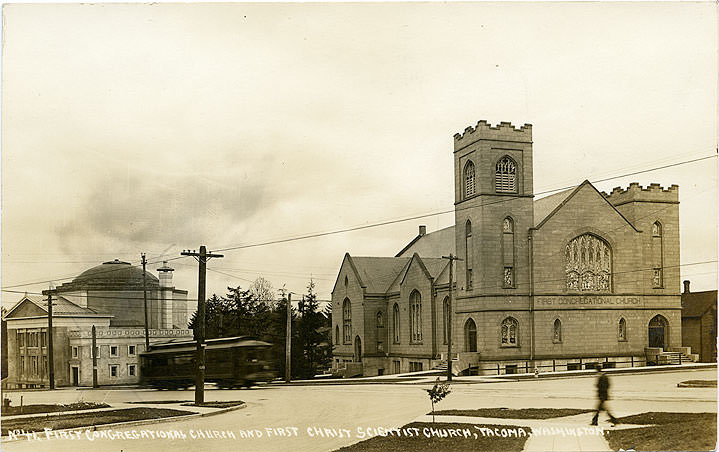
[656,351,694,365]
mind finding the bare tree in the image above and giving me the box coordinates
[249,277,277,307]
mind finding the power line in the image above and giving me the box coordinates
[1,152,715,290]
[211,154,717,253]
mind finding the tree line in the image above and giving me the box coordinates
[188,278,332,380]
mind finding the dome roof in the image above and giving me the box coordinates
[72,259,159,286]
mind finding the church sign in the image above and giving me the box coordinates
[536,296,641,306]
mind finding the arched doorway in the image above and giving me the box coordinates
[354,336,362,362]
[648,315,668,348]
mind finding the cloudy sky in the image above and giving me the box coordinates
[2,2,716,310]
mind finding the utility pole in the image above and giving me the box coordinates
[285,293,292,383]
[47,284,55,389]
[142,253,150,352]
[92,325,98,388]
[181,246,223,405]
[441,254,461,382]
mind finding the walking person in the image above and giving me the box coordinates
[591,364,618,425]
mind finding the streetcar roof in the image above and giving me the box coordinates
[141,336,272,355]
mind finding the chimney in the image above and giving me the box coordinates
[419,225,427,236]
[683,280,690,294]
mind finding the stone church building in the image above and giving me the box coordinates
[331,120,683,376]
[4,259,192,387]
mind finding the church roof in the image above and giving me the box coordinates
[396,225,455,258]
[73,259,159,285]
[350,257,411,294]
[533,187,576,227]
[681,290,717,318]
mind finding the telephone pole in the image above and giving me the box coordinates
[441,254,461,382]
[141,253,150,352]
[181,246,223,405]
[285,293,292,383]
[91,325,98,388]
[47,284,55,389]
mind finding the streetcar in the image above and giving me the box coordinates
[140,336,275,389]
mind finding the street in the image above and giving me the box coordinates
[1,368,716,452]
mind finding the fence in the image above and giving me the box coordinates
[463,356,649,376]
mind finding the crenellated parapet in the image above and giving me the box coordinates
[604,182,679,206]
[454,120,532,150]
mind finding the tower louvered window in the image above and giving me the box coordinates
[495,157,517,193]
[565,234,612,292]
[464,161,476,198]
[652,221,663,288]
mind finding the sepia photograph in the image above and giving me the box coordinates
[1,2,717,451]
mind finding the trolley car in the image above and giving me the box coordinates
[140,336,275,389]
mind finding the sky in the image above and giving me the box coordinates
[1,2,717,311]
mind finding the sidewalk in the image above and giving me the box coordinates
[412,412,647,452]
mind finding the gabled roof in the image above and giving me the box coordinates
[534,180,639,232]
[682,290,717,318]
[350,256,411,294]
[395,225,455,258]
[533,187,576,227]
[4,295,109,319]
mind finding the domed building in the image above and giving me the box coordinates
[4,260,192,388]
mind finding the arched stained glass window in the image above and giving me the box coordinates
[503,217,515,288]
[464,161,476,198]
[618,318,627,341]
[501,317,519,346]
[376,311,384,328]
[335,325,340,345]
[652,221,663,288]
[442,297,449,344]
[565,234,611,292]
[343,298,352,343]
[393,303,400,343]
[495,157,517,193]
[466,220,473,290]
[553,319,562,343]
[409,291,422,343]
[464,318,477,352]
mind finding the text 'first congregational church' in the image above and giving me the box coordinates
[331,120,683,376]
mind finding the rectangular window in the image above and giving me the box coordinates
[505,364,517,374]
[31,356,38,375]
[110,346,118,357]
[128,345,136,356]
[29,332,38,347]
[128,364,136,377]
[20,356,25,375]
[95,346,100,358]
[377,341,384,352]
[40,331,46,348]
[409,362,423,372]
[72,346,79,358]
[43,357,48,374]
[110,365,118,377]
[567,363,581,371]
[18,331,25,348]
[393,360,401,374]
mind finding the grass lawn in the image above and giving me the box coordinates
[1,407,193,436]
[431,408,593,419]
[335,422,529,452]
[181,401,244,408]
[605,412,716,452]
[677,380,717,388]
[1,402,111,417]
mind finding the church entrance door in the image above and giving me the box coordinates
[648,315,667,349]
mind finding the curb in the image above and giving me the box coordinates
[0,402,246,443]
